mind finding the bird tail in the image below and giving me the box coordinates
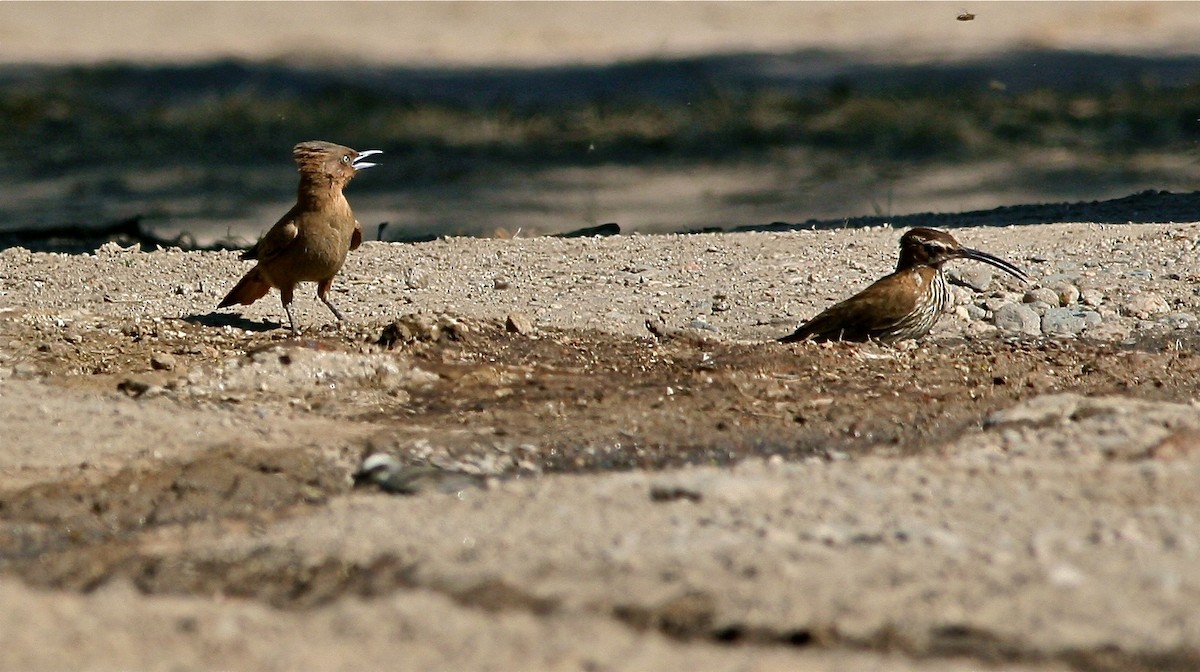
[218,267,271,308]
[778,329,810,344]
[239,242,259,261]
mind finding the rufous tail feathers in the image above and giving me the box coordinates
[218,267,271,308]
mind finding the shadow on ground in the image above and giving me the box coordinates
[3,48,1200,245]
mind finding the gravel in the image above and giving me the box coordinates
[2,223,1198,345]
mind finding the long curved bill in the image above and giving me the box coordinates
[352,150,383,170]
[961,247,1029,283]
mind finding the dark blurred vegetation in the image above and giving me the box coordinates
[4,50,1200,174]
[2,49,1199,241]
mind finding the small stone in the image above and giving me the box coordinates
[402,267,429,290]
[377,314,439,347]
[97,241,139,255]
[948,285,973,307]
[1050,282,1080,306]
[12,362,40,379]
[1121,293,1170,319]
[1048,563,1086,588]
[1079,288,1105,307]
[711,294,730,313]
[117,377,154,398]
[947,266,993,292]
[645,318,670,339]
[150,352,177,371]
[1041,308,1102,336]
[649,483,704,503]
[1086,321,1132,342]
[506,312,535,335]
[982,297,1010,313]
[688,319,719,333]
[1158,312,1197,330]
[992,303,1040,335]
[493,276,510,290]
[1023,287,1061,307]
[1025,300,1053,316]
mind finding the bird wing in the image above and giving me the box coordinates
[241,204,301,262]
[349,219,363,251]
[782,271,921,342]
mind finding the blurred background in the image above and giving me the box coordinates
[2,1,1200,247]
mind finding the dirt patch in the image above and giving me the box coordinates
[4,227,1200,670]
[5,312,1200,610]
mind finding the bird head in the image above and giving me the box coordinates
[292,140,382,186]
[897,227,1028,283]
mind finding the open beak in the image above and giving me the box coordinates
[960,248,1030,283]
[352,149,383,170]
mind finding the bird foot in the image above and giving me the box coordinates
[320,295,347,322]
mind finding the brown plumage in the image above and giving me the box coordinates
[780,227,1028,344]
[218,140,381,334]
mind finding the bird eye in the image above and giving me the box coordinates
[341,155,351,164]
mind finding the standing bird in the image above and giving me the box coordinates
[780,227,1028,344]
[218,140,381,334]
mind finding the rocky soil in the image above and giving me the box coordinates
[2,222,1200,671]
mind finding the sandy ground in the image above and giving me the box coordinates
[5,2,1200,67]
[3,223,1200,670]
[4,3,1200,670]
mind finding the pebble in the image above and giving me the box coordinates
[1158,312,1197,330]
[982,297,1011,313]
[1023,287,1061,308]
[12,362,40,379]
[1079,288,1105,307]
[1049,282,1080,306]
[505,312,535,335]
[992,303,1041,336]
[963,304,988,320]
[946,266,993,292]
[377,314,462,345]
[1024,300,1054,316]
[117,376,156,398]
[1121,293,1170,318]
[4,224,1200,359]
[150,352,177,371]
[402,267,429,290]
[1041,308,1102,336]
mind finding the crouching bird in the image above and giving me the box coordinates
[780,227,1028,344]
[218,140,381,334]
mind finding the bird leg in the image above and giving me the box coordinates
[316,278,346,322]
[279,285,300,335]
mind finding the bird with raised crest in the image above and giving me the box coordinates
[779,227,1028,344]
[218,140,381,335]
